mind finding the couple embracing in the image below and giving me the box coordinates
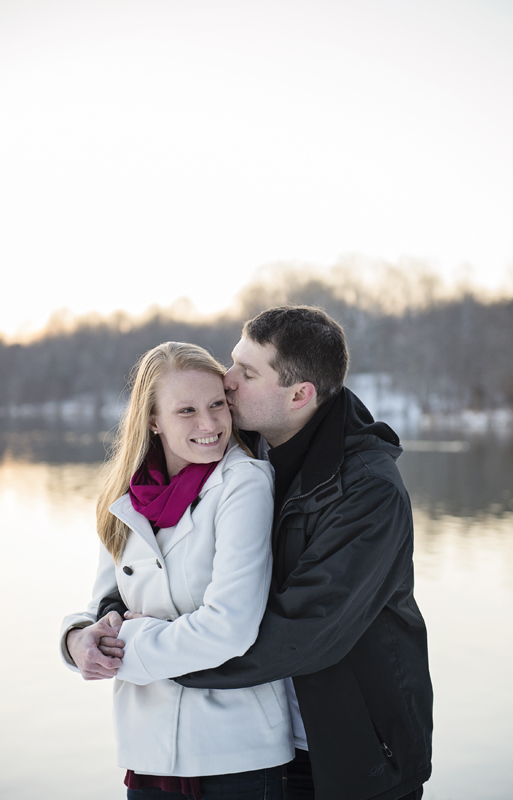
[61,305,432,800]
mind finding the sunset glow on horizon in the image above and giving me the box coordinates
[1,0,512,341]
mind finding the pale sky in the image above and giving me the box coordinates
[1,0,512,340]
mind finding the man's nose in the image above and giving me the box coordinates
[223,367,237,391]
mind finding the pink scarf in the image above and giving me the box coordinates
[129,440,218,528]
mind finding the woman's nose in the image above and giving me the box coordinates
[197,410,216,431]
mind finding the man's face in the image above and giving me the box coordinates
[224,337,293,444]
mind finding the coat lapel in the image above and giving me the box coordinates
[109,495,162,557]
[158,457,226,556]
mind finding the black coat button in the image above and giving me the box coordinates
[123,566,133,575]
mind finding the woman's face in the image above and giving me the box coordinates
[151,369,232,477]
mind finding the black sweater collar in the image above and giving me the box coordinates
[267,395,337,510]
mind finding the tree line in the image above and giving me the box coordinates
[2,265,513,415]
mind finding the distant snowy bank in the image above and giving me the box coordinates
[345,373,513,436]
[2,375,513,437]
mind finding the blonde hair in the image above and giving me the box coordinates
[97,342,227,561]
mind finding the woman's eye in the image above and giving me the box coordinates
[180,407,195,414]
[211,399,226,408]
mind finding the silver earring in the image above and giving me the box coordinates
[153,429,158,435]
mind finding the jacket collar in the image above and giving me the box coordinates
[109,493,163,555]
[263,393,341,501]
[241,387,402,510]
[298,387,402,492]
[241,391,347,497]
[297,390,347,495]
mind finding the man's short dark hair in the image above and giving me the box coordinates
[242,306,349,406]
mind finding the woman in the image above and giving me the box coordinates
[60,342,294,799]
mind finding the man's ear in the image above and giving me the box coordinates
[291,382,317,410]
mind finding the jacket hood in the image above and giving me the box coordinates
[299,387,403,496]
[344,388,402,454]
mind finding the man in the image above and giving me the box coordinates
[69,305,432,800]
[175,306,432,800]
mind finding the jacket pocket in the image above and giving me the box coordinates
[370,718,399,771]
[252,683,284,728]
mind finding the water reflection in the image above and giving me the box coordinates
[1,424,512,799]
[400,437,513,518]
[0,419,115,464]
[3,420,513,518]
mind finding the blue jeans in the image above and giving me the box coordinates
[127,765,286,800]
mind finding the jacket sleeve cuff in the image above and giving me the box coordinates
[115,618,159,685]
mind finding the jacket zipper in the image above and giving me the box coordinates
[275,468,340,531]
[381,742,393,759]
[371,720,397,768]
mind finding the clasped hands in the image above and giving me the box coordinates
[66,610,146,681]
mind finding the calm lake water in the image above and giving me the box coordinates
[1,422,512,800]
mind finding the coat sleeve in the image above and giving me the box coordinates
[59,541,118,669]
[115,462,275,685]
[175,472,414,689]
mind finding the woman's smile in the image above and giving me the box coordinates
[191,434,221,444]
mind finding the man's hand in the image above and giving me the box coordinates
[66,611,125,680]
[97,611,150,658]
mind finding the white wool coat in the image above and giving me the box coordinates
[61,443,294,777]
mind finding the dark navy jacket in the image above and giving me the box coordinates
[176,389,433,800]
